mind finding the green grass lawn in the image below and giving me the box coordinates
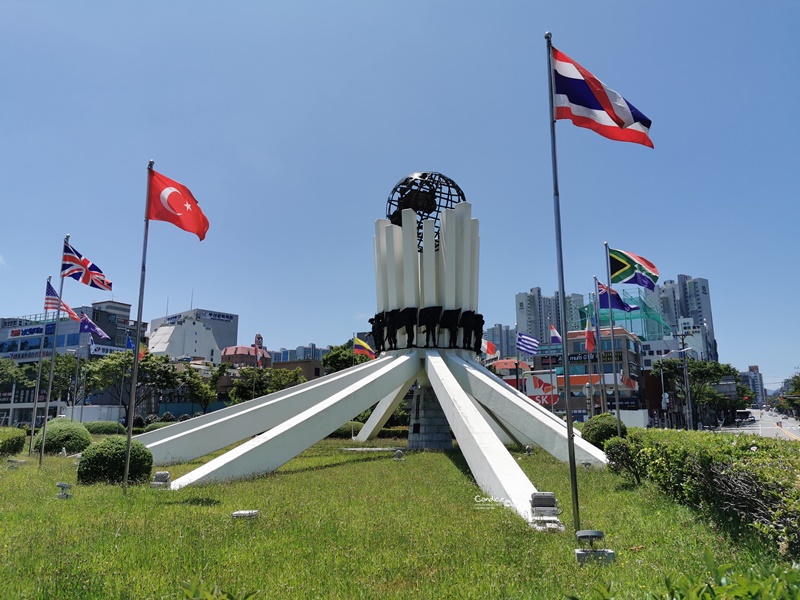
[0,438,784,599]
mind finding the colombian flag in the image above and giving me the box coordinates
[353,337,375,359]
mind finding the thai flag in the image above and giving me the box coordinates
[549,324,562,344]
[551,46,653,148]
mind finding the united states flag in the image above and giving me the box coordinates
[516,332,539,356]
[61,241,113,291]
[45,281,80,321]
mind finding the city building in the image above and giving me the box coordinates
[149,315,221,365]
[0,301,142,425]
[739,365,765,406]
[221,345,271,368]
[483,323,517,359]
[515,288,583,341]
[150,308,238,352]
[658,275,718,361]
[270,343,330,363]
[526,326,644,420]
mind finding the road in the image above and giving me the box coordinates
[723,408,800,441]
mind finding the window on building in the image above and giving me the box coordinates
[66,333,80,346]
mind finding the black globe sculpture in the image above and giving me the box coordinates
[386,172,466,251]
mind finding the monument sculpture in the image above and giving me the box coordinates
[134,171,606,528]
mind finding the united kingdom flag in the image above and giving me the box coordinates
[61,241,113,291]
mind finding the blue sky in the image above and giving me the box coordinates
[2,2,798,390]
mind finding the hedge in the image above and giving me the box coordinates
[143,422,174,433]
[328,421,364,439]
[84,421,126,435]
[0,427,26,456]
[604,429,800,558]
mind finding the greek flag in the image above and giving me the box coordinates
[516,332,539,356]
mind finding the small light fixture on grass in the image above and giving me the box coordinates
[232,510,259,519]
[151,471,171,488]
[56,482,73,499]
[530,492,564,532]
[575,530,615,564]
[525,445,532,456]
[394,450,405,461]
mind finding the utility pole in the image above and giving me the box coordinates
[673,331,693,430]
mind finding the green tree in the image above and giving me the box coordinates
[227,367,306,405]
[654,358,740,424]
[322,342,370,374]
[84,351,179,423]
[0,357,24,392]
[29,353,78,405]
[180,367,216,414]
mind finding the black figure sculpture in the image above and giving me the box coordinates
[385,309,399,350]
[370,313,385,354]
[439,309,461,349]
[399,307,418,348]
[418,306,443,348]
[472,313,485,353]
[459,310,475,350]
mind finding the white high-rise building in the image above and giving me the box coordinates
[658,275,717,361]
[483,323,517,359]
[515,288,582,341]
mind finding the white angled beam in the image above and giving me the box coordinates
[143,355,397,465]
[356,380,416,441]
[136,355,392,449]
[170,352,423,489]
[425,350,537,522]
[446,353,607,466]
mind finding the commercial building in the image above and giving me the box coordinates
[150,309,238,352]
[0,301,143,426]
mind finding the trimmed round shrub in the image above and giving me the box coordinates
[160,412,176,422]
[33,419,92,454]
[178,413,190,422]
[192,412,203,418]
[0,427,26,456]
[143,422,173,432]
[145,414,159,425]
[77,435,152,484]
[582,413,627,450]
[84,421,126,435]
[132,415,145,428]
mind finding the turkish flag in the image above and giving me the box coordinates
[147,169,210,241]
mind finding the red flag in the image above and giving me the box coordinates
[147,169,210,241]
[585,313,596,353]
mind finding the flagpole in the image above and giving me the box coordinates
[546,31,580,532]
[547,316,555,413]
[604,242,622,437]
[123,160,154,490]
[40,235,70,467]
[29,278,51,454]
[593,277,607,413]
